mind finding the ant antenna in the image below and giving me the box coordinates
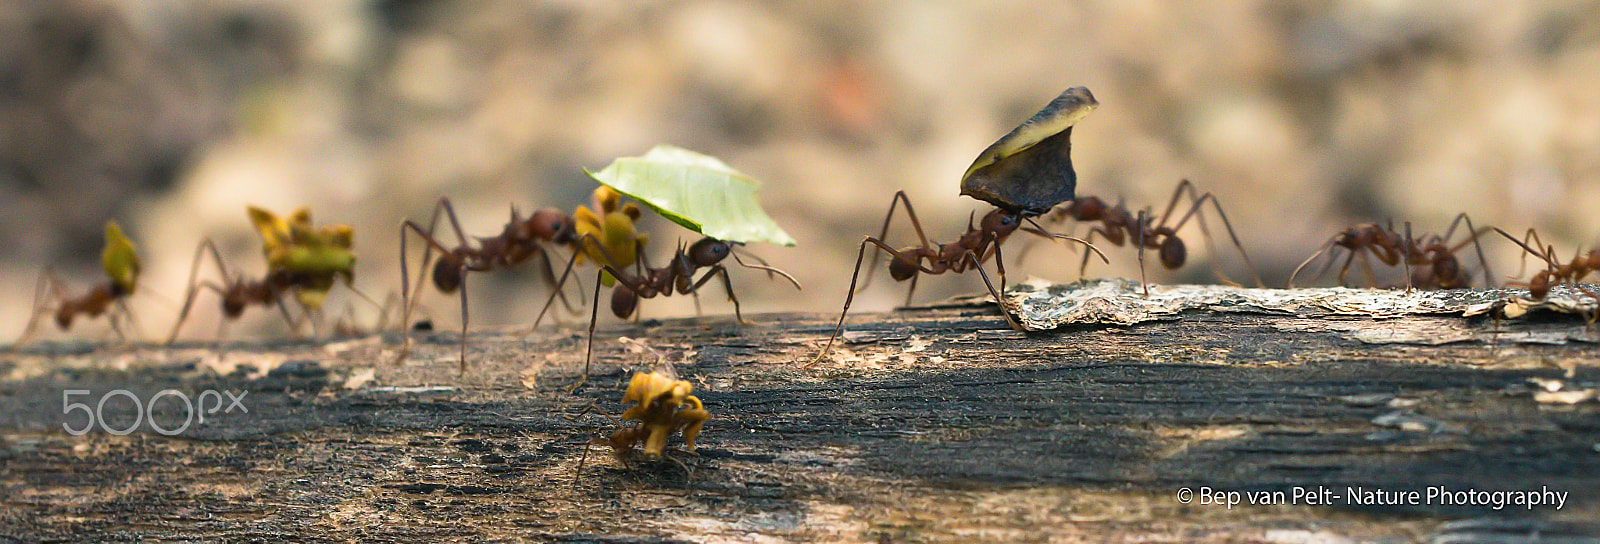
[730,250,802,290]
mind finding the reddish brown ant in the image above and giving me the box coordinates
[570,235,800,387]
[807,191,1105,367]
[1495,227,1600,301]
[1289,213,1493,290]
[15,222,143,347]
[396,187,645,371]
[1033,180,1262,295]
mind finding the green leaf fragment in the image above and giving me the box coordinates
[585,145,797,246]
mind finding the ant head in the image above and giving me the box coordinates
[529,209,576,243]
[688,238,732,266]
[1159,237,1186,269]
[980,210,1022,235]
[432,257,463,293]
[611,283,638,318]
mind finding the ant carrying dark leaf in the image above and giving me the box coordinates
[1289,213,1493,290]
[167,207,373,343]
[807,191,1106,367]
[396,186,645,371]
[960,86,1099,215]
[15,221,143,347]
[1031,179,1263,295]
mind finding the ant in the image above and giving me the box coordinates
[1289,213,1493,290]
[167,207,365,343]
[15,221,143,347]
[396,186,646,371]
[1033,180,1263,295]
[569,235,801,388]
[807,191,1105,367]
[572,370,710,482]
[1495,227,1600,302]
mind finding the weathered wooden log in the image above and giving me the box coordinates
[2,283,1598,542]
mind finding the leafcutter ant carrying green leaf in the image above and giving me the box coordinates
[563,146,802,388]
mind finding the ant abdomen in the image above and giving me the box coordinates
[1159,237,1186,269]
[888,253,920,281]
[611,284,638,318]
[432,256,463,293]
[54,307,75,329]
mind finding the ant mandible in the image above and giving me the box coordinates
[1034,180,1262,295]
[15,221,143,347]
[167,207,366,343]
[396,186,646,371]
[808,191,1105,367]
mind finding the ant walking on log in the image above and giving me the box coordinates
[167,207,369,343]
[566,234,800,388]
[807,191,1106,367]
[1289,213,1493,290]
[396,186,645,371]
[1495,227,1600,302]
[15,222,143,347]
[1032,179,1263,295]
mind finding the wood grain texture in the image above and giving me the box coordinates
[2,296,1598,543]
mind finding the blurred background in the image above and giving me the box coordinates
[4,0,1599,341]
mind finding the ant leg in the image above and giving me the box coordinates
[1440,213,1496,289]
[1158,181,1265,287]
[902,274,920,308]
[457,273,470,374]
[535,248,583,315]
[859,191,936,293]
[807,237,940,367]
[13,268,65,349]
[168,240,234,344]
[114,298,145,343]
[574,269,606,391]
[963,249,1024,331]
[686,264,750,325]
[274,297,306,338]
[1135,210,1150,297]
[1355,250,1379,289]
[1288,239,1338,289]
[1334,247,1359,287]
[531,249,585,332]
[1403,222,1414,293]
[1498,228,1559,278]
[396,219,465,364]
